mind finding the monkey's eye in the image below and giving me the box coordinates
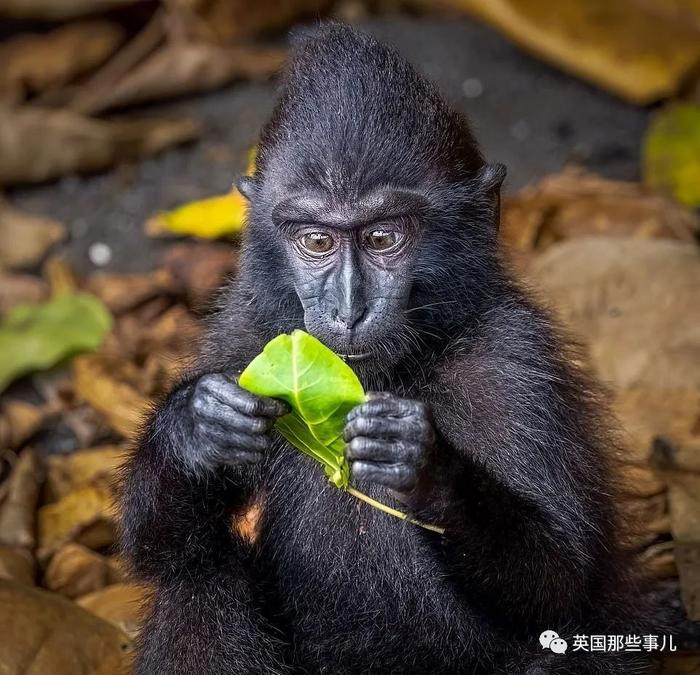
[299,232,334,254]
[365,228,401,252]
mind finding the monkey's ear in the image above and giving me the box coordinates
[236,175,257,201]
[475,163,506,194]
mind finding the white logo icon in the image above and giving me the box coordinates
[540,630,568,654]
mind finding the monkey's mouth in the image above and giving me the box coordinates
[339,352,372,362]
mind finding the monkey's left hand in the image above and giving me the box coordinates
[343,392,435,493]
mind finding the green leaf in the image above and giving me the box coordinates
[0,293,112,393]
[643,103,700,208]
[239,330,366,488]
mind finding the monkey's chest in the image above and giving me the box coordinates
[258,468,475,671]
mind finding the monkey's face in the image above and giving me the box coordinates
[269,188,427,365]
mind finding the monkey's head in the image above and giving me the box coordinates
[237,24,505,369]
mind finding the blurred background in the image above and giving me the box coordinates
[0,1,698,673]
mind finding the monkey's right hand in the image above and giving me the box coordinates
[186,373,289,471]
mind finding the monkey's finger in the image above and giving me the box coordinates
[350,460,416,492]
[198,373,289,418]
[346,396,426,421]
[196,422,270,454]
[343,414,425,441]
[346,437,421,464]
[192,397,273,435]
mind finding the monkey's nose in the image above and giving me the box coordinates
[332,305,366,329]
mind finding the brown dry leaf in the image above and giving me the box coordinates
[0,104,199,187]
[442,0,700,103]
[622,494,669,542]
[0,448,39,548]
[649,436,700,619]
[528,238,700,392]
[45,445,127,502]
[0,201,66,270]
[0,400,47,449]
[0,0,138,20]
[0,21,125,101]
[664,473,700,620]
[77,583,149,638]
[0,271,48,314]
[184,0,331,42]
[162,242,238,306]
[0,546,34,585]
[501,166,700,255]
[234,500,262,544]
[614,388,700,464]
[73,355,151,439]
[45,543,124,599]
[37,485,116,561]
[0,579,132,675]
[629,0,700,33]
[662,655,700,675]
[639,540,677,579]
[674,542,700,621]
[618,463,666,499]
[86,268,175,314]
[71,41,285,115]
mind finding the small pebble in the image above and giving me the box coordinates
[88,242,112,267]
[462,78,484,99]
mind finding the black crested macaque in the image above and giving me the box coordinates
[121,24,659,675]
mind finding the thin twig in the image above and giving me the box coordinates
[346,486,445,535]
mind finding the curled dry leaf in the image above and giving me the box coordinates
[72,355,151,439]
[501,166,700,255]
[0,400,47,450]
[161,241,238,306]
[639,540,677,579]
[0,21,125,101]
[0,580,133,675]
[618,463,666,499]
[0,448,40,548]
[0,201,66,270]
[0,104,199,187]
[71,41,285,115]
[77,583,149,638]
[37,485,116,561]
[0,272,48,314]
[0,546,35,585]
[86,268,175,314]
[45,445,127,502]
[45,543,125,599]
[442,0,700,103]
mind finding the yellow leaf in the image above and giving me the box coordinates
[643,103,700,208]
[146,190,247,239]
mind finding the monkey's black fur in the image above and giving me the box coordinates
[121,25,659,674]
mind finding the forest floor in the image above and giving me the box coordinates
[8,15,650,274]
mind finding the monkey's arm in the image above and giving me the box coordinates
[120,377,291,674]
[421,326,613,626]
[344,312,613,626]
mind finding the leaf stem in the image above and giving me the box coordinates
[345,486,445,535]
